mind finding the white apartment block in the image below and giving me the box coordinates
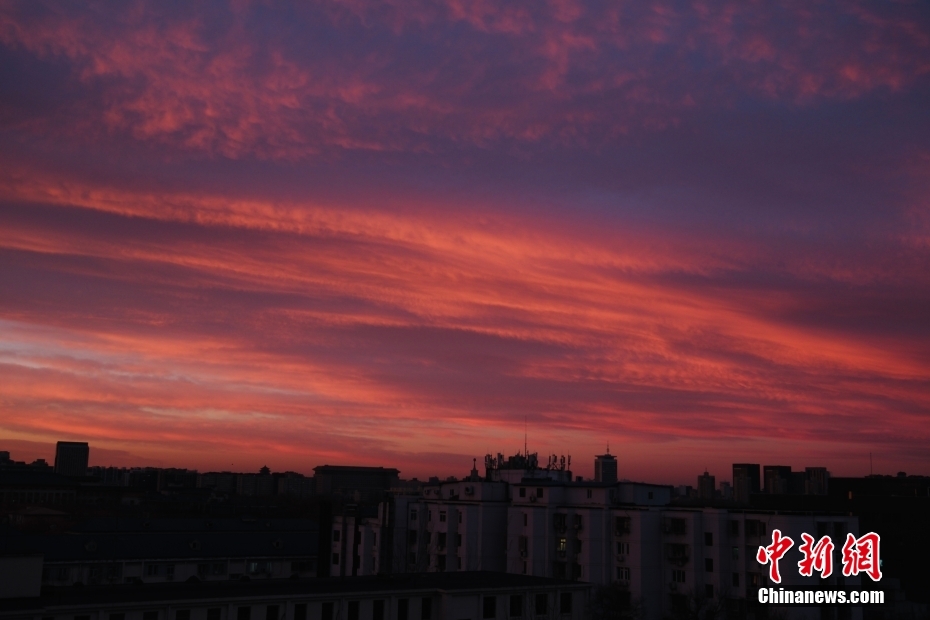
[366,454,864,620]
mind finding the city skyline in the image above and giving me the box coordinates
[1,1,929,483]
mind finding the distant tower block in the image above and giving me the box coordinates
[698,470,716,501]
[54,441,89,477]
[594,448,618,484]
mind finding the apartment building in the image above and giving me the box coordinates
[364,454,863,620]
[0,518,319,588]
[0,569,590,620]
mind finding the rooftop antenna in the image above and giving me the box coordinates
[606,441,610,455]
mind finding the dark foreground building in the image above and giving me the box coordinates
[0,569,589,620]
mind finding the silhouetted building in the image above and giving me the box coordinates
[697,470,715,501]
[718,481,732,500]
[593,453,617,484]
[53,442,88,478]
[313,465,400,499]
[732,463,760,504]
[0,470,78,505]
[805,466,830,495]
[0,567,590,620]
[763,465,791,494]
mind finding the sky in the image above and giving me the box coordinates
[1,0,929,484]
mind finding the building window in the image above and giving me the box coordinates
[519,535,528,553]
[397,600,408,620]
[535,594,547,615]
[459,513,463,524]
[408,552,416,565]
[509,595,523,617]
[438,532,447,547]
[322,603,334,620]
[332,553,340,565]
[456,533,462,547]
[146,564,160,577]
[614,517,631,535]
[705,584,714,598]
[439,511,447,523]
[705,558,714,572]
[587,489,592,498]
[428,510,432,521]
[176,612,190,620]
[522,560,527,574]
[558,538,567,552]
[523,513,528,527]
[266,606,279,620]
[438,555,446,571]
[732,546,739,560]
[732,573,740,587]
[236,609,250,620]
[705,532,713,546]
[647,492,654,500]
[458,556,462,569]
[519,487,526,497]
[411,509,418,521]
[730,520,739,536]
[348,601,359,620]
[293,608,306,620]
[536,488,544,498]
[617,566,630,581]
[745,519,766,537]
[617,542,630,554]
[409,531,417,545]
[373,600,385,620]
[671,569,685,583]
[421,598,432,620]
[333,530,341,542]
[559,593,572,614]
[483,596,496,619]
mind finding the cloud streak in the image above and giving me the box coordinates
[0,0,928,481]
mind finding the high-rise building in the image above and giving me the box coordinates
[594,452,617,484]
[697,470,715,500]
[732,463,760,504]
[54,441,89,477]
[804,467,830,495]
[763,465,792,494]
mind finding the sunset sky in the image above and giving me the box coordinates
[1,0,929,483]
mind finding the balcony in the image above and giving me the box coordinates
[665,543,690,566]
[663,518,687,536]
